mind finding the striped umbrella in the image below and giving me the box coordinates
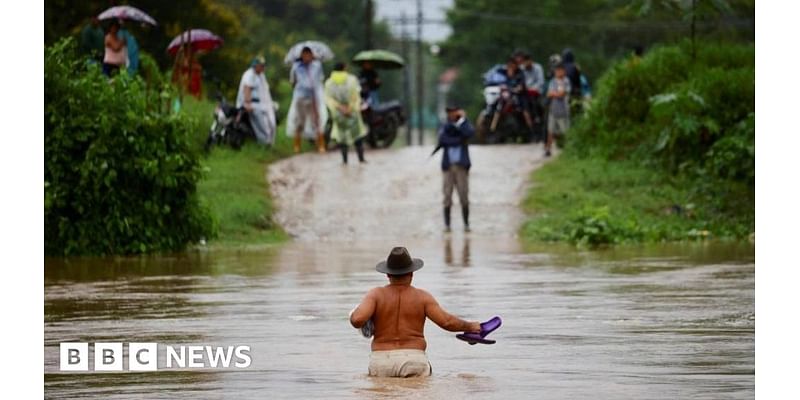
[167,29,223,56]
[98,5,157,26]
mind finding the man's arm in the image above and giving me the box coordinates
[243,85,253,111]
[349,288,378,328]
[422,290,480,333]
[289,65,297,88]
[438,124,463,146]
[534,65,545,93]
[456,116,475,140]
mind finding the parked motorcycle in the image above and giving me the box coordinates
[361,100,405,148]
[204,95,254,151]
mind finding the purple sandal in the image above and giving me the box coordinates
[456,316,502,345]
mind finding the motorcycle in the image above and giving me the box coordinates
[475,65,537,144]
[204,96,252,151]
[476,85,533,144]
[361,100,405,148]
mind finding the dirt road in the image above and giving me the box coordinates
[268,144,552,241]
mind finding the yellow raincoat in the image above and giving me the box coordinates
[324,71,367,146]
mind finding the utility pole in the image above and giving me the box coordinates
[416,0,424,145]
[401,12,412,146]
[365,0,373,50]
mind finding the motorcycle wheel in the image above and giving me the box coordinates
[229,132,243,150]
[476,110,490,144]
[374,113,399,148]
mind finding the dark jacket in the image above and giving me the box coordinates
[561,49,582,95]
[438,118,475,171]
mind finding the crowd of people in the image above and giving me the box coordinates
[482,48,590,156]
[235,46,373,163]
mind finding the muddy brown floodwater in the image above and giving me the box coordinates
[45,145,754,399]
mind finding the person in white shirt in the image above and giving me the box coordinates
[236,55,277,146]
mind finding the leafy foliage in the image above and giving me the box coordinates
[45,39,215,255]
[441,0,754,117]
[570,41,754,182]
[45,0,395,103]
[523,41,754,246]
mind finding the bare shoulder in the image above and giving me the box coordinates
[367,287,384,298]
[413,287,435,302]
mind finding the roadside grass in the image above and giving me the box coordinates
[183,97,295,247]
[521,152,754,246]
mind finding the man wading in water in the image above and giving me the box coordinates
[349,247,481,377]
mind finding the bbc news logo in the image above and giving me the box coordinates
[60,343,252,371]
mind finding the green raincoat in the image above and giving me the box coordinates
[324,71,367,146]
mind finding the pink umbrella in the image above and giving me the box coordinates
[98,5,157,26]
[167,29,224,56]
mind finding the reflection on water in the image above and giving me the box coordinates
[45,239,754,399]
[443,237,470,267]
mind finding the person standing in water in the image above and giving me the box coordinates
[437,104,475,232]
[349,247,481,377]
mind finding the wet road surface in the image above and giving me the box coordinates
[268,145,551,241]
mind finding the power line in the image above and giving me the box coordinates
[384,10,753,31]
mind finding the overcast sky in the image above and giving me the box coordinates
[374,0,453,42]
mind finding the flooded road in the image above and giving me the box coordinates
[45,146,753,398]
[45,240,754,399]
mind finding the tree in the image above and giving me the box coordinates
[630,0,733,59]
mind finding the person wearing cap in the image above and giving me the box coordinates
[438,104,475,232]
[349,247,481,378]
[236,55,277,145]
[515,50,545,142]
[287,46,328,153]
[324,62,367,164]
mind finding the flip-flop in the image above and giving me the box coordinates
[456,333,496,345]
[456,316,502,345]
[360,319,374,338]
[480,316,502,337]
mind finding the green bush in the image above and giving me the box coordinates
[45,38,215,255]
[523,41,754,245]
[570,40,754,176]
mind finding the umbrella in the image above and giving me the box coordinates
[352,49,405,69]
[167,29,223,56]
[284,41,334,65]
[98,5,157,26]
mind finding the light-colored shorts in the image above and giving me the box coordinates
[548,115,570,135]
[293,97,319,133]
[368,350,432,378]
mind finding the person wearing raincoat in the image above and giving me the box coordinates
[287,47,328,153]
[117,19,139,76]
[236,56,278,146]
[325,62,367,164]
